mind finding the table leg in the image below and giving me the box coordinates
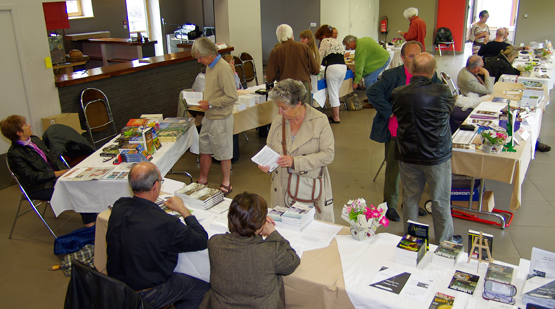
[232,134,239,164]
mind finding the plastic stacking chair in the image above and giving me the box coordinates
[239,52,259,86]
[80,88,118,149]
[434,27,456,56]
[6,158,57,239]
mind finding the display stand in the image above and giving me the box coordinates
[467,231,494,272]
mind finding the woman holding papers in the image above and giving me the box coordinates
[199,192,300,308]
[1,115,97,227]
[257,79,336,223]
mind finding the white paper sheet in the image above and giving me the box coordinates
[251,145,280,172]
[284,221,343,252]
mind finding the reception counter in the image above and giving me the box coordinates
[55,47,233,140]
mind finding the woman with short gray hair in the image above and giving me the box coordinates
[258,78,336,223]
[398,7,427,51]
[191,37,218,58]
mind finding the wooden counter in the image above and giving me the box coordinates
[55,47,234,87]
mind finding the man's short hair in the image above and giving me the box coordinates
[191,37,218,58]
[401,41,423,57]
[466,55,483,69]
[411,53,436,77]
[342,35,357,46]
[276,24,293,43]
[404,7,418,19]
[228,192,268,237]
[0,115,25,142]
[128,162,160,193]
[496,28,506,38]
[268,78,306,107]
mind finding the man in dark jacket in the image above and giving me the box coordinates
[367,41,441,222]
[392,53,460,244]
[107,162,210,309]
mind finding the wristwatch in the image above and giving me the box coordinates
[208,102,213,109]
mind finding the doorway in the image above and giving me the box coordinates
[466,0,520,44]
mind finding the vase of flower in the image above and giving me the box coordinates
[481,130,510,154]
[341,198,389,241]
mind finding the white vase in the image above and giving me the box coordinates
[482,142,503,154]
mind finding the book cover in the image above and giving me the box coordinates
[486,263,514,284]
[434,240,464,260]
[407,220,429,251]
[448,270,479,295]
[397,234,424,252]
[428,292,455,309]
[142,127,156,155]
[100,144,120,157]
[369,271,411,294]
[127,118,148,127]
[151,128,162,150]
[468,230,494,261]
[135,144,152,161]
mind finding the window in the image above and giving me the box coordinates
[66,0,83,17]
[126,0,149,35]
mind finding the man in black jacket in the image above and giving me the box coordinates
[107,162,209,309]
[368,41,441,222]
[392,53,460,244]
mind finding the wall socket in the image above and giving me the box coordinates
[310,22,317,27]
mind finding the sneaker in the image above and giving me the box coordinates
[451,235,463,244]
[386,208,400,222]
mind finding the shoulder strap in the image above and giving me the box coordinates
[281,116,287,156]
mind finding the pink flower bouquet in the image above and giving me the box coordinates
[341,198,389,240]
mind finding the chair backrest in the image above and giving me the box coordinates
[6,158,35,202]
[64,259,153,309]
[233,56,247,88]
[80,88,118,149]
[441,72,459,96]
[239,52,258,86]
[239,52,253,62]
[435,27,454,44]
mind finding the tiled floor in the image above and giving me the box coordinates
[1,44,554,307]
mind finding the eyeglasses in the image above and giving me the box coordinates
[153,178,165,186]
[482,290,515,305]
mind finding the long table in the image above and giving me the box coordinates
[50,127,199,216]
[451,82,547,215]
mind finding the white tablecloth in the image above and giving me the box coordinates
[51,127,199,216]
[337,233,527,308]
[502,58,555,101]
[387,46,403,69]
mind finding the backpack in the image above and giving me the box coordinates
[344,93,363,111]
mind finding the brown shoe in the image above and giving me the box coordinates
[362,103,373,109]
[363,99,369,103]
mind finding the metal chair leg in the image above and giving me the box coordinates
[373,158,387,182]
[8,195,25,239]
[242,132,249,141]
[28,200,57,239]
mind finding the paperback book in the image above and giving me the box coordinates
[522,277,555,308]
[431,240,464,268]
[280,202,315,232]
[448,270,479,295]
[395,234,426,267]
[486,263,514,284]
[468,229,494,262]
[175,183,224,210]
[428,292,455,309]
[407,220,429,252]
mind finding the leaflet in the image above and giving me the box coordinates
[251,145,280,172]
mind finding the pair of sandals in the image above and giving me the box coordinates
[196,180,233,196]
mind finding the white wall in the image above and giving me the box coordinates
[214,0,262,88]
[0,1,61,153]
[321,0,379,41]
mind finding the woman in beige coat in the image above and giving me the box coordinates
[258,79,335,223]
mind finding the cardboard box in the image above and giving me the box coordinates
[451,191,495,212]
[42,113,84,133]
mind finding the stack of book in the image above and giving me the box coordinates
[280,202,315,232]
[468,230,494,262]
[267,206,289,228]
[119,144,151,162]
[175,183,224,210]
[448,270,479,295]
[523,277,555,308]
[158,117,194,142]
[407,220,429,252]
[395,234,426,267]
[431,240,464,268]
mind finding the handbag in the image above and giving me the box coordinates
[281,116,323,213]
[344,93,362,111]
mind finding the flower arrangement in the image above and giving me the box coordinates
[481,130,511,146]
[517,62,537,76]
[341,198,389,240]
[542,49,552,57]
[391,38,404,47]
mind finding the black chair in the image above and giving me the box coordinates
[6,158,57,239]
[434,27,455,56]
[64,259,153,309]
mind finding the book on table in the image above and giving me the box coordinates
[395,234,426,267]
[448,270,479,295]
[407,220,429,252]
[280,202,315,232]
[468,229,494,262]
[126,118,149,127]
[486,263,514,284]
[530,247,555,279]
[175,183,224,210]
[268,206,289,228]
[523,277,555,309]
[428,292,455,309]
[431,240,464,268]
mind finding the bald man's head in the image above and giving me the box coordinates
[129,162,161,193]
[411,53,436,78]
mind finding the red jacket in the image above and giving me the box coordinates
[403,16,427,51]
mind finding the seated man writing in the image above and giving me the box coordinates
[106,162,209,309]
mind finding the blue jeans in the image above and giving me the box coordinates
[365,56,391,99]
[137,273,210,309]
[399,159,454,244]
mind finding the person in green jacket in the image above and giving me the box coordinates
[343,35,391,99]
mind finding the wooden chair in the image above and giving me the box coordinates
[6,158,57,239]
[80,88,118,149]
[239,52,259,86]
